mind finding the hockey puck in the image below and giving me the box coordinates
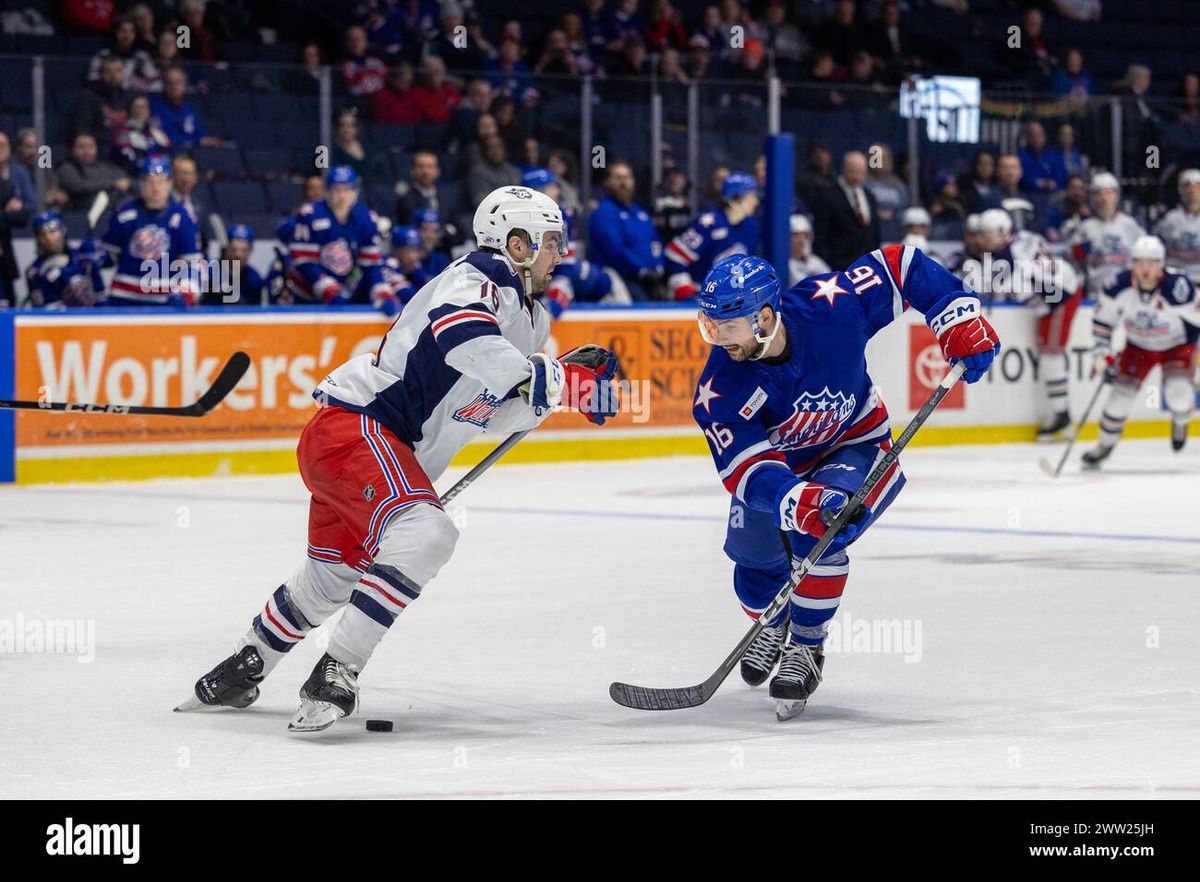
[365,719,393,732]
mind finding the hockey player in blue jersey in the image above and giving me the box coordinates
[181,185,621,732]
[382,224,421,304]
[201,223,264,306]
[285,165,399,316]
[99,157,203,307]
[665,170,760,301]
[24,211,105,308]
[693,246,999,719]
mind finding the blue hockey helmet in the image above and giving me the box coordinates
[227,223,254,243]
[142,156,172,177]
[522,167,557,191]
[412,207,440,227]
[392,225,421,248]
[697,254,783,357]
[33,210,65,234]
[326,165,360,188]
[720,171,758,201]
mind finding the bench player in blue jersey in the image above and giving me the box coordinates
[693,247,999,718]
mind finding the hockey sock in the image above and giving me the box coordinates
[1042,351,1069,414]
[1098,383,1136,448]
[789,550,849,646]
[328,563,423,671]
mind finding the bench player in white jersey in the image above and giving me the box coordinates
[1154,168,1200,284]
[1067,172,1144,298]
[1082,235,1200,468]
[180,186,620,732]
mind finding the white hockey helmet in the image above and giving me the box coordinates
[978,208,1013,236]
[901,206,932,229]
[1089,171,1120,192]
[789,213,813,234]
[472,185,567,261]
[965,213,983,234]
[1130,234,1166,262]
[1178,168,1200,191]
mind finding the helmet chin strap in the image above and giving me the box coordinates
[748,311,783,360]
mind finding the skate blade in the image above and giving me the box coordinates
[287,699,347,733]
[174,694,207,713]
[775,698,808,721]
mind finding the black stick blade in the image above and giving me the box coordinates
[191,351,251,415]
[609,681,710,710]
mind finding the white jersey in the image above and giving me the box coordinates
[1068,212,1144,295]
[1154,206,1200,283]
[315,251,551,482]
[788,253,831,287]
[1094,269,1200,353]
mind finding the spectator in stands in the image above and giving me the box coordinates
[1044,173,1090,241]
[653,166,692,241]
[534,28,584,80]
[434,2,495,74]
[547,149,582,216]
[129,3,156,53]
[465,135,521,206]
[330,109,379,183]
[14,129,38,179]
[87,15,160,92]
[409,56,463,124]
[395,150,461,227]
[812,150,881,269]
[589,160,664,301]
[611,34,651,80]
[659,47,692,85]
[170,155,204,228]
[174,0,227,63]
[46,133,131,211]
[0,133,36,214]
[687,34,713,81]
[285,41,325,95]
[486,38,535,104]
[151,65,228,150]
[796,138,835,208]
[996,152,1043,231]
[1053,0,1103,21]
[447,79,494,153]
[869,0,921,84]
[341,24,387,99]
[560,12,598,75]
[457,112,499,174]
[645,0,687,52]
[1113,64,1160,183]
[798,51,846,109]
[1172,71,1200,126]
[697,5,729,65]
[841,50,888,107]
[864,143,910,243]
[813,0,866,66]
[725,39,768,108]
[752,0,810,73]
[73,55,132,142]
[927,171,966,240]
[0,168,29,308]
[112,95,172,175]
[300,174,324,205]
[699,166,730,213]
[1018,121,1058,194]
[582,0,614,59]
[394,0,441,48]
[607,0,646,56]
[1001,7,1055,85]
[372,63,420,124]
[1046,123,1088,188]
[959,149,999,215]
[489,95,526,162]
[1050,48,1094,102]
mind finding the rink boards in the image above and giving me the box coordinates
[0,303,1193,484]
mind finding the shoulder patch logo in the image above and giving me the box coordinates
[739,386,768,420]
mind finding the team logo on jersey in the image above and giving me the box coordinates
[320,240,354,276]
[770,387,856,451]
[453,391,505,427]
[363,484,376,501]
[129,225,170,260]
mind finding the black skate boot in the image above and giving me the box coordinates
[1081,443,1114,470]
[288,653,359,733]
[740,622,787,686]
[176,645,264,711]
[1036,411,1071,442]
[1172,421,1188,452]
[769,641,825,721]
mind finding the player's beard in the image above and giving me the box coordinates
[723,340,760,362]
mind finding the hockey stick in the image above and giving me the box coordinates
[86,190,110,235]
[438,429,532,506]
[609,360,968,711]
[0,351,251,417]
[1039,369,1112,478]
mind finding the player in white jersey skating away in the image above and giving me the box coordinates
[1154,168,1200,284]
[1082,235,1200,468]
[1066,172,1143,298]
[179,186,619,732]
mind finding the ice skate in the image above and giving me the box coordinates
[740,622,787,686]
[1172,421,1187,452]
[1081,443,1114,470]
[287,653,359,733]
[1036,411,1071,443]
[176,645,264,712]
[769,641,825,721]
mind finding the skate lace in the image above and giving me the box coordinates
[743,625,784,670]
[323,656,358,691]
[778,644,822,684]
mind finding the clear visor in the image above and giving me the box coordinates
[698,313,756,347]
[535,226,569,256]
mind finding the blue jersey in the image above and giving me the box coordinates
[382,256,418,305]
[588,195,663,279]
[694,245,979,516]
[100,198,202,306]
[665,207,759,292]
[286,200,389,305]
[24,245,105,308]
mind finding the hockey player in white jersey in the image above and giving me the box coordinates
[1082,235,1200,468]
[1067,172,1143,297]
[180,186,620,732]
[1154,168,1200,284]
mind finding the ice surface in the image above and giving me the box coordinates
[1,440,1198,799]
